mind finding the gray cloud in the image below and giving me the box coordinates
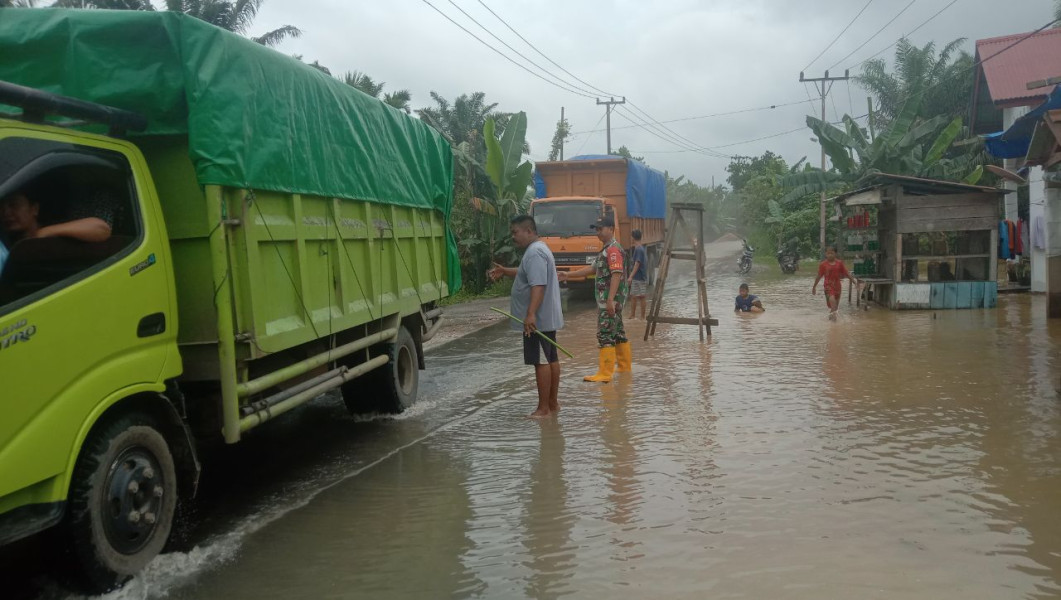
[255,0,1055,185]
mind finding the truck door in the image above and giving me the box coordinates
[0,131,174,508]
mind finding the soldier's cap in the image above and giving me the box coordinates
[590,216,615,229]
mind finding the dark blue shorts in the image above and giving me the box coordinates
[523,330,559,365]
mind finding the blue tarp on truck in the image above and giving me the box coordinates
[533,155,667,219]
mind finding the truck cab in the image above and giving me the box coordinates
[529,195,615,283]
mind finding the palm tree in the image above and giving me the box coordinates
[342,71,384,97]
[164,0,302,47]
[856,38,973,129]
[341,72,411,113]
[382,90,412,114]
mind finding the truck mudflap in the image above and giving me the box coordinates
[0,501,64,546]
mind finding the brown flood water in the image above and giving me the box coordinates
[43,255,1061,600]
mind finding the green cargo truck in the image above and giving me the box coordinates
[0,11,457,590]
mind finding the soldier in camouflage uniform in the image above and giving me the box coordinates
[558,215,632,382]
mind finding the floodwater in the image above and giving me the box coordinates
[11,250,1061,599]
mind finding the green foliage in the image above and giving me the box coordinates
[665,174,732,240]
[727,152,823,256]
[341,71,412,113]
[782,95,982,204]
[856,38,973,128]
[548,116,571,161]
[610,145,644,162]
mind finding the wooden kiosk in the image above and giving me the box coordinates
[830,174,1006,310]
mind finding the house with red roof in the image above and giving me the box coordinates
[971,27,1061,294]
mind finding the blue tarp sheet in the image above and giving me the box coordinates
[983,85,1061,159]
[533,155,667,218]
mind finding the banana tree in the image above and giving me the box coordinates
[781,91,982,203]
[460,112,534,287]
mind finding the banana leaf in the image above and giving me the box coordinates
[807,116,857,175]
[922,117,963,171]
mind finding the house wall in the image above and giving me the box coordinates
[1029,167,1048,293]
[1003,106,1027,220]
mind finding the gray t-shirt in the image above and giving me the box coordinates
[510,240,564,332]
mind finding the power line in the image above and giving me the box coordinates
[418,0,595,99]
[608,103,732,158]
[475,0,619,97]
[442,0,600,98]
[844,0,961,71]
[569,99,815,135]
[802,0,874,71]
[827,0,919,71]
[625,100,733,158]
[574,111,608,156]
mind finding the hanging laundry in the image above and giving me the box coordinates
[1007,220,1016,254]
[1034,215,1047,250]
[999,220,1011,260]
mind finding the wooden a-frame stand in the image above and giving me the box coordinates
[644,203,718,341]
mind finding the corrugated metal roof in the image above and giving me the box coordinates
[828,174,1008,203]
[976,28,1061,107]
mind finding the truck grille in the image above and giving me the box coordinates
[553,253,595,266]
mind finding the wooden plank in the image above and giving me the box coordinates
[900,203,997,220]
[943,283,958,309]
[844,189,882,206]
[971,282,985,308]
[898,217,997,234]
[930,283,944,309]
[652,316,720,326]
[895,193,1001,210]
[956,282,972,308]
[985,282,998,308]
[669,252,697,260]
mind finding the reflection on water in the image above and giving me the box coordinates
[67,263,1061,599]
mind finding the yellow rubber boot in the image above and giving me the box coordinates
[584,346,617,383]
[615,341,632,373]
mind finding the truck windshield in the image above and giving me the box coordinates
[532,201,601,237]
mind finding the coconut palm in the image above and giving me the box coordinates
[856,38,973,130]
[163,0,301,47]
[340,72,412,113]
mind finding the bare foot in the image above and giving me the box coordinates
[527,408,551,419]
[549,403,560,414]
[828,311,837,321]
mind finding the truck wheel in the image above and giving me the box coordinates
[342,326,419,414]
[66,414,177,592]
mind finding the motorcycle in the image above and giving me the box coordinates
[737,239,754,275]
[777,240,800,274]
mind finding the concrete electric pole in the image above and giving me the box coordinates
[799,70,849,256]
[596,97,626,155]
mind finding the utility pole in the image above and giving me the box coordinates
[866,97,875,142]
[799,70,849,257]
[559,106,565,161]
[596,97,626,154]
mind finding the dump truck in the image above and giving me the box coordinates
[0,11,457,591]
[531,156,667,286]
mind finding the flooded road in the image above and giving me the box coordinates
[11,251,1061,599]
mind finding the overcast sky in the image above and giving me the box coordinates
[256,0,1056,187]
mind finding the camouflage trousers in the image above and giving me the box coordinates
[596,307,628,347]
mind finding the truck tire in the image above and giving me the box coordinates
[66,414,177,592]
[342,325,419,414]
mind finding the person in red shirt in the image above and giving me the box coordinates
[812,245,858,320]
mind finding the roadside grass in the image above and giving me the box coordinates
[441,278,513,306]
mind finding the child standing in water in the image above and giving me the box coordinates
[812,246,858,320]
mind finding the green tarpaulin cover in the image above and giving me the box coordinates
[0,8,460,291]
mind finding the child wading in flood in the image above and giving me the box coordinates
[812,245,858,320]
[734,283,764,313]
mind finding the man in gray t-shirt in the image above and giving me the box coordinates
[488,215,564,418]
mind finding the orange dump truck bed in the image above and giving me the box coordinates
[531,157,667,284]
